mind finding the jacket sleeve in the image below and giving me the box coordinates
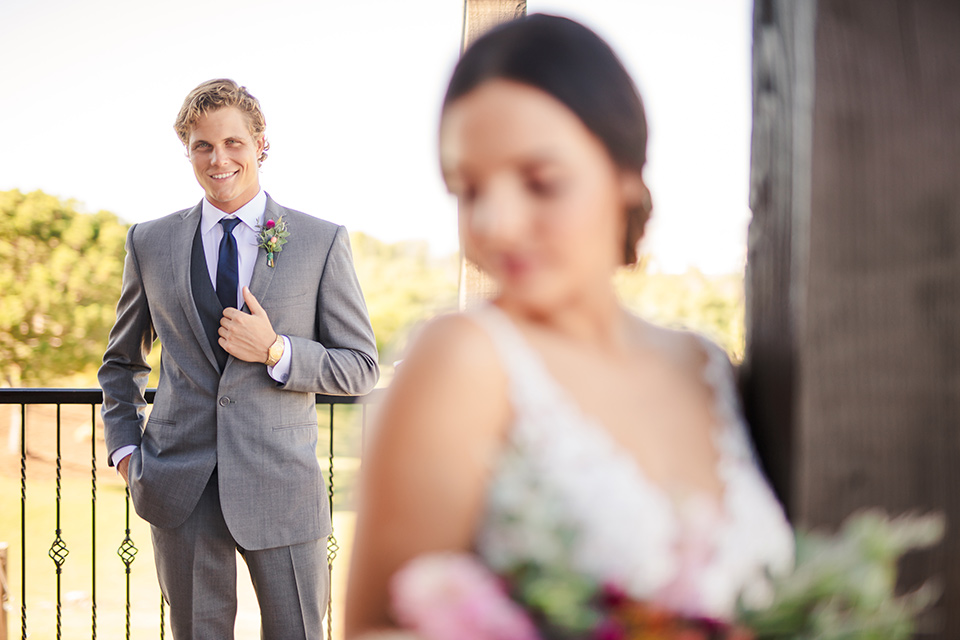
[282,225,380,395]
[98,224,157,463]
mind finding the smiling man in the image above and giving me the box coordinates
[99,79,379,639]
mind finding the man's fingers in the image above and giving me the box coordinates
[243,286,264,315]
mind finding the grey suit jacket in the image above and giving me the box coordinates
[99,195,379,550]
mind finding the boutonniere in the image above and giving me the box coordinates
[256,215,290,267]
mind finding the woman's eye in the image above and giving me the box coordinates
[528,178,561,196]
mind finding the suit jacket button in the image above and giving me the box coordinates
[219,397,230,407]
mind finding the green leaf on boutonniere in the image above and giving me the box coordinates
[255,215,289,267]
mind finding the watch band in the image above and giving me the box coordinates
[264,334,284,367]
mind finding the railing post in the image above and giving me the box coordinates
[457,0,526,310]
[0,541,8,640]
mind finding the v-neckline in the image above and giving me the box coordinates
[481,304,733,518]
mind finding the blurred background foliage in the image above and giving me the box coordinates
[0,188,745,389]
[615,260,745,362]
[0,189,129,386]
[349,231,459,375]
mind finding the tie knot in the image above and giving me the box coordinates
[220,217,241,234]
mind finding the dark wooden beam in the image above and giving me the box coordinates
[747,1,960,635]
[741,0,816,513]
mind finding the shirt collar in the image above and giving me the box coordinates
[200,189,267,234]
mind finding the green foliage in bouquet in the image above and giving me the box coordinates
[506,560,600,637]
[737,510,945,640]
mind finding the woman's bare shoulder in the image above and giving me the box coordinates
[376,311,510,437]
[399,311,504,382]
[625,312,730,362]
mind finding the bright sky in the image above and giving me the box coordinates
[0,0,751,274]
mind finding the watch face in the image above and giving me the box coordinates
[267,337,283,365]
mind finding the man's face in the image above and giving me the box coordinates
[187,106,265,213]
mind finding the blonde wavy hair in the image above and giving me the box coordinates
[174,79,270,165]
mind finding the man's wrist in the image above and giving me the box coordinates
[111,445,138,471]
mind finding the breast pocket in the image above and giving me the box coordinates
[261,291,314,310]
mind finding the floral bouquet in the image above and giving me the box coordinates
[388,510,944,640]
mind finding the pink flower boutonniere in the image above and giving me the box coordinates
[256,215,289,267]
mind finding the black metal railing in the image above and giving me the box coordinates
[0,387,382,640]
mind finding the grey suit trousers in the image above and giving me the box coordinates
[149,467,329,640]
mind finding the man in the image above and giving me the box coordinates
[99,78,379,639]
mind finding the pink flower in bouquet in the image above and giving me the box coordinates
[391,552,539,640]
[265,219,276,229]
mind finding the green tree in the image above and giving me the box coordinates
[0,189,129,385]
[349,232,458,371]
[615,263,746,361]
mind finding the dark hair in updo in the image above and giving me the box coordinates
[443,14,652,265]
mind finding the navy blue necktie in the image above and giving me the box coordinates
[216,217,241,310]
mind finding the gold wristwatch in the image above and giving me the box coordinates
[265,334,285,367]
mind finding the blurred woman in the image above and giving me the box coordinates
[345,14,792,638]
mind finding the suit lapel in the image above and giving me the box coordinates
[244,196,281,311]
[172,203,221,371]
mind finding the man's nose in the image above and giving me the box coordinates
[210,146,227,165]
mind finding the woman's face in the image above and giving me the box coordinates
[440,79,641,313]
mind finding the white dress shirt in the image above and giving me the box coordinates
[112,190,292,468]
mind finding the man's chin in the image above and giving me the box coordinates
[205,192,238,209]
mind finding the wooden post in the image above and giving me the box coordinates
[740,0,816,511]
[457,0,527,309]
[745,1,960,635]
[0,542,8,640]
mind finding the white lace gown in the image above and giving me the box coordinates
[470,305,794,621]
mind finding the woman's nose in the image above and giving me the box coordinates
[470,184,523,242]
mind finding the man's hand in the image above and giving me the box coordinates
[118,454,131,484]
[219,286,277,363]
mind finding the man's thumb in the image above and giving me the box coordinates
[242,286,263,314]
